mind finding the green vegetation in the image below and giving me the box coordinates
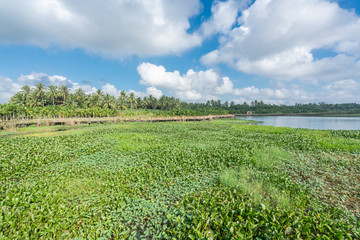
[219,147,293,209]
[1,84,228,119]
[228,101,360,114]
[1,84,359,119]
[1,120,359,239]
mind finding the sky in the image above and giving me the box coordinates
[1,0,360,104]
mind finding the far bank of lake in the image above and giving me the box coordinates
[236,115,360,130]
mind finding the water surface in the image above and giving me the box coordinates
[236,116,360,130]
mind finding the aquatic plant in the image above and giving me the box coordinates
[0,120,359,239]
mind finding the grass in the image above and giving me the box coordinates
[219,147,294,209]
[0,123,125,138]
[0,119,359,239]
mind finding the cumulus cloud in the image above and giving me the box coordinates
[0,72,166,103]
[232,80,360,104]
[200,0,251,37]
[322,79,360,103]
[1,69,359,105]
[233,85,315,105]
[137,62,360,104]
[201,0,360,82]
[101,83,119,96]
[146,87,163,99]
[137,62,237,101]
[17,72,99,93]
[18,73,77,88]
[0,0,202,57]
[0,77,21,103]
[0,72,121,103]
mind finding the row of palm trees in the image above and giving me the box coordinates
[10,84,69,107]
[9,83,182,111]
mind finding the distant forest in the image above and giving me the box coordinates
[1,83,359,118]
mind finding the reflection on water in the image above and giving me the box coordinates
[237,116,360,130]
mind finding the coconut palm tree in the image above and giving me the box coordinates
[148,95,158,109]
[158,95,167,110]
[174,98,181,109]
[9,92,25,106]
[47,85,58,105]
[59,85,69,105]
[34,83,46,106]
[95,89,103,107]
[141,96,149,109]
[128,92,137,110]
[117,90,128,110]
[102,94,116,109]
[74,88,85,107]
[20,85,31,105]
[89,89,103,108]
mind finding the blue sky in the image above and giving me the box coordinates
[0,0,360,104]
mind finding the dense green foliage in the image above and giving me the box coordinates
[1,84,359,119]
[1,120,359,239]
[228,101,360,114]
[0,105,226,119]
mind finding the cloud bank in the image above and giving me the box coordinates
[1,65,359,104]
[137,62,360,104]
[200,0,247,37]
[0,0,202,57]
[1,0,360,104]
[0,77,21,104]
[201,0,360,83]
[137,62,235,101]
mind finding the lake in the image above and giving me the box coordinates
[236,116,360,130]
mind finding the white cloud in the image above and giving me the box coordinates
[136,62,360,104]
[200,0,250,37]
[324,79,359,91]
[80,85,97,95]
[18,72,78,88]
[233,85,315,105]
[322,79,360,103]
[230,80,360,104]
[1,70,359,105]
[0,72,166,103]
[201,0,360,82]
[0,0,202,57]
[0,72,125,103]
[0,77,21,103]
[137,62,237,101]
[146,87,163,99]
[126,87,164,99]
[101,83,119,96]
[17,72,98,94]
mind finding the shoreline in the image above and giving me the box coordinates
[234,112,360,117]
[0,114,235,130]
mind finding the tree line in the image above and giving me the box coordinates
[1,84,227,118]
[1,84,359,119]
[226,100,360,114]
[8,83,182,111]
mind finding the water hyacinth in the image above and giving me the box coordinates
[0,120,359,239]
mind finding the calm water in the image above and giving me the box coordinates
[236,116,360,130]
